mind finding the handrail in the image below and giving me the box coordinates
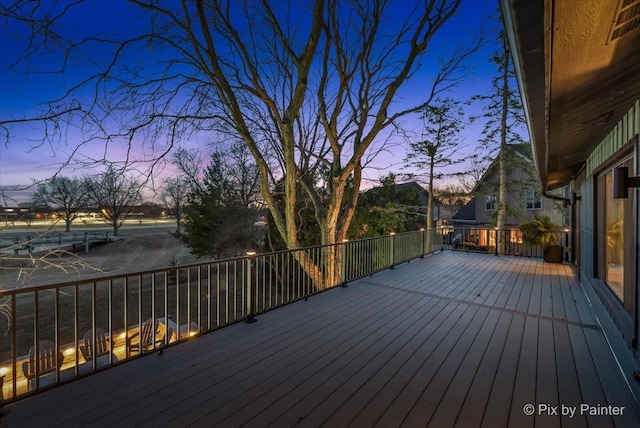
[0,228,446,402]
[448,226,570,259]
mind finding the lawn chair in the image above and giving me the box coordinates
[127,319,172,354]
[79,328,115,363]
[21,340,64,390]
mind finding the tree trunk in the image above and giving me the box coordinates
[496,37,510,253]
[65,219,72,233]
[426,158,435,250]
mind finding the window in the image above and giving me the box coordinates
[596,155,635,311]
[485,194,497,211]
[603,170,624,300]
[524,188,542,210]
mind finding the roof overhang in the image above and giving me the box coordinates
[500,0,640,190]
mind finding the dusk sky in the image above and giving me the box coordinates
[0,0,503,200]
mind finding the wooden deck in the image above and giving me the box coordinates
[4,252,640,427]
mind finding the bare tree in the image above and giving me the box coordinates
[1,0,478,288]
[433,183,471,215]
[457,153,490,193]
[32,176,88,232]
[84,164,142,236]
[160,176,189,235]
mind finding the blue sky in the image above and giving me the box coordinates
[0,0,502,194]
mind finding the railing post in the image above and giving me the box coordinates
[563,228,570,262]
[244,252,257,323]
[440,227,445,252]
[420,228,425,258]
[494,228,499,256]
[389,232,396,269]
[340,240,348,287]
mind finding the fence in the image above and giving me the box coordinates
[0,228,443,403]
[448,227,570,259]
[0,232,112,254]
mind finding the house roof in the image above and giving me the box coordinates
[364,181,430,205]
[472,143,533,194]
[451,198,477,223]
[500,0,640,190]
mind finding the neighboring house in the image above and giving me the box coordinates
[451,144,566,229]
[351,177,452,237]
[502,0,640,378]
[362,180,453,229]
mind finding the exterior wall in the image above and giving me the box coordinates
[574,99,639,360]
[474,162,565,228]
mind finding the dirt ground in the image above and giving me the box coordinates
[0,230,206,290]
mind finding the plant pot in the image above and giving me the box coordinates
[543,245,564,263]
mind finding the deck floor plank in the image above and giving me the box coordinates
[209,294,439,427]
[567,324,616,428]
[344,302,472,428]
[480,313,526,428]
[421,309,503,427]
[508,316,539,428]
[553,321,588,428]
[311,299,455,428]
[373,304,484,427]
[514,259,536,315]
[266,297,450,428]
[450,311,514,428]
[535,319,561,428]
[4,252,639,428]
[134,287,419,427]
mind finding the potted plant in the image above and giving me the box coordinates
[518,214,564,263]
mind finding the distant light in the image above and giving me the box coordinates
[119,333,127,340]
[0,367,8,376]
[189,331,197,337]
[64,348,75,356]
[246,251,256,257]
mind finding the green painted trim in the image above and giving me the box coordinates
[587,99,640,175]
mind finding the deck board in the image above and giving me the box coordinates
[480,313,526,428]
[452,311,513,427]
[553,322,588,428]
[4,251,639,428]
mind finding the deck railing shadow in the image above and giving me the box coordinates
[0,228,445,403]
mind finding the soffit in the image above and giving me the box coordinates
[502,0,640,190]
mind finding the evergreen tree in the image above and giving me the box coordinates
[405,97,465,232]
[179,145,261,259]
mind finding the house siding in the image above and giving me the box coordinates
[474,163,564,228]
[574,100,639,362]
